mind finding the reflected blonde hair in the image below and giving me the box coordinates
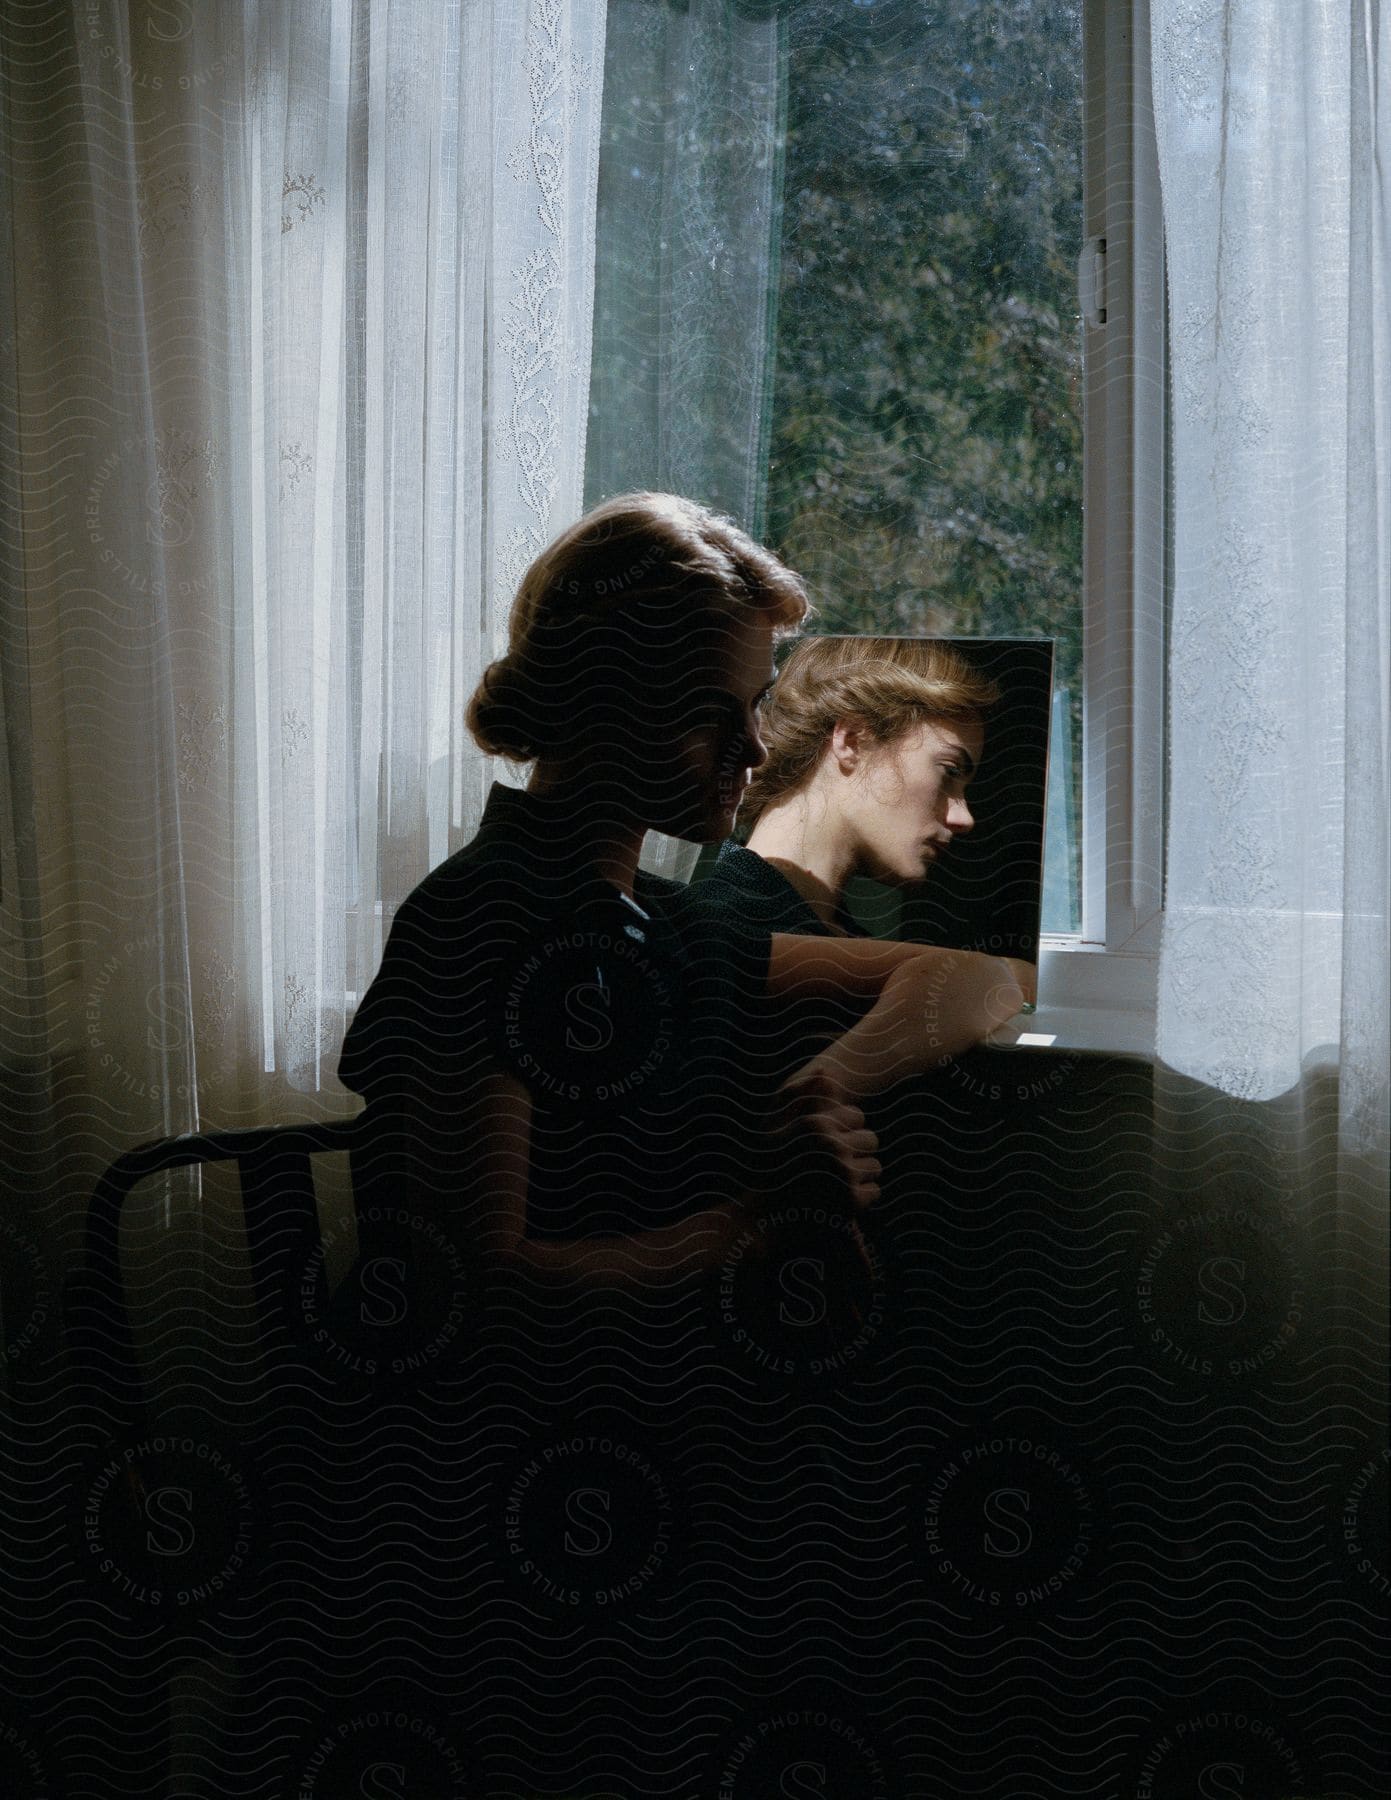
[467,492,807,763]
[740,635,1001,831]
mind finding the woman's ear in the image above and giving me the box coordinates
[830,717,872,774]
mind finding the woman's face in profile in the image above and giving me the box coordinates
[848,715,984,886]
[621,613,777,844]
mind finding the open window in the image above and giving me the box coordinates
[587,0,1166,1056]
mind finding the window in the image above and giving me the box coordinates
[768,0,1085,936]
[588,0,1165,1054]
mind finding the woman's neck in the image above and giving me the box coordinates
[523,765,647,899]
[744,799,857,931]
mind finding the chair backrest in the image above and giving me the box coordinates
[65,1117,367,1428]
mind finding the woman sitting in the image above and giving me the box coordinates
[330,497,1033,1791]
[338,501,1032,1301]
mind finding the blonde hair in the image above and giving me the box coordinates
[739,635,1002,831]
[467,492,807,763]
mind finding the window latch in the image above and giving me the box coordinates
[1079,235,1107,328]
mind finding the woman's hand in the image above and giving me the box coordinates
[787,946,1036,1101]
[994,956,1038,1011]
[763,1066,882,1211]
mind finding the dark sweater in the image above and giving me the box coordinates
[339,782,775,1240]
[694,839,867,940]
[687,841,873,1091]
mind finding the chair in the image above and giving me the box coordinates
[64,1116,367,1429]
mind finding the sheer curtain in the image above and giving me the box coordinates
[586,0,789,881]
[1150,1,1388,1403]
[0,0,606,1302]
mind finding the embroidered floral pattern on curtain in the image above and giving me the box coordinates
[0,1,607,1304]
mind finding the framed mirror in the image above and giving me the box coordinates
[691,635,1056,964]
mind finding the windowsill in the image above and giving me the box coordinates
[348,931,1161,1059]
[984,933,1158,1060]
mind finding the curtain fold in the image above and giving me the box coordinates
[1150,0,1388,1404]
[0,0,607,1299]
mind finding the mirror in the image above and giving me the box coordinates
[690,634,1056,964]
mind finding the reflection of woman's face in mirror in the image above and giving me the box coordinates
[839,714,985,886]
[732,635,1001,927]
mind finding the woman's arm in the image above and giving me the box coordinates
[765,930,947,1003]
[766,934,1034,1103]
[431,1063,768,1295]
[421,931,1026,1293]
[429,1061,878,1296]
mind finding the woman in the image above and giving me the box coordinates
[332,496,1032,1792]
[699,633,1002,941]
[338,500,1031,1293]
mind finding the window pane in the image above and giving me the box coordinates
[767,0,1084,933]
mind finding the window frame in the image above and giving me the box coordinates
[992,0,1165,1061]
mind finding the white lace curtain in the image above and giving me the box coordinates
[1151,1,1388,1396]
[0,0,606,1267]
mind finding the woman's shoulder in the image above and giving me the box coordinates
[636,857,774,995]
[687,840,836,939]
[340,839,613,1098]
[390,825,626,946]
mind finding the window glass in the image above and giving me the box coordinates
[766,0,1084,932]
[588,0,1086,931]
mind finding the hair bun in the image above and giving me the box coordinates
[466,655,550,761]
